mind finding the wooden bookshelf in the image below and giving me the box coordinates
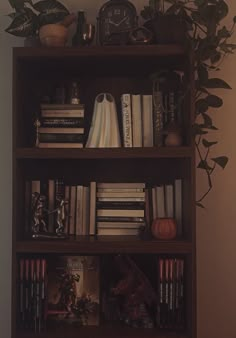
[12,45,196,338]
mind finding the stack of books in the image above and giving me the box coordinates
[94,182,146,235]
[38,103,85,148]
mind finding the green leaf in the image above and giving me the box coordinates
[197,64,208,83]
[202,112,212,127]
[5,9,37,37]
[198,159,213,170]
[204,78,232,89]
[195,99,209,114]
[192,123,208,135]
[210,51,221,64]
[34,0,69,26]
[202,138,218,148]
[211,156,228,169]
[196,201,205,208]
[206,95,223,107]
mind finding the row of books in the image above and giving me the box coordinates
[26,179,90,236]
[37,103,85,148]
[17,255,184,331]
[149,179,183,237]
[25,179,183,237]
[158,258,184,328]
[94,182,146,236]
[121,89,183,148]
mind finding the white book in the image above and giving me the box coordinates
[97,209,145,218]
[97,228,140,236]
[97,197,145,202]
[156,185,165,218]
[38,142,83,148]
[165,183,174,218]
[89,181,96,235]
[174,179,182,237]
[97,182,145,189]
[82,186,90,235]
[38,127,84,134]
[97,191,145,198]
[131,94,142,147]
[75,185,83,236]
[97,188,144,193]
[142,95,153,147]
[97,222,145,229]
[121,93,133,147]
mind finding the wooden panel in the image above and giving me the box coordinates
[15,238,193,254]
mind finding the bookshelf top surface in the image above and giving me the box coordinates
[15,237,193,254]
[13,44,186,58]
[15,147,193,160]
[13,45,190,76]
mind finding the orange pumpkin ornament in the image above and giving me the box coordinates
[151,218,177,240]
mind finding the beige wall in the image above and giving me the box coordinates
[0,1,235,337]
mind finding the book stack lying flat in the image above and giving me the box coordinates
[38,104,85,148]
[95,182,146,235]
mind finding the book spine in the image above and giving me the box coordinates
[97,182,145,189]
[121,94,133,147]
[153,91,164,147]
[38,133,84,143]
[38,127,84,134]
[131,94,142,147]
[89,182,96,235]
[97,209,145,217]
[41,110,84,118]
[38,142,83,148]
[40,118,84,128]
[142,94,153,147]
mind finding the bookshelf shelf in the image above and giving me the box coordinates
[17,326,189,338]
[15,238,193,254]
[15,147,193,160]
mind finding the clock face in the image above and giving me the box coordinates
[98,0,137,45]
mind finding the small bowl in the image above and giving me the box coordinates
[39,24,68,47]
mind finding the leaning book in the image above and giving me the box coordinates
[47,256,100,326]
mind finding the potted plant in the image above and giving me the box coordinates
[5,0,74,45]
[140,0,186,43]
[142,0,236,206]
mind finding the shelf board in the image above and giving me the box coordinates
[14,45,186,59]
[13,45,188,76]
[15,147,193,160]
[16,326,189,338]
[15,236,192,254]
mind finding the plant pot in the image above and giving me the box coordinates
[24,36,41,47]
[39,24,68,47]
[144,15,186,44]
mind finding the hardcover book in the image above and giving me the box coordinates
[47,256,100,326]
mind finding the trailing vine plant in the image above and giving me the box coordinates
[141,0,236,207]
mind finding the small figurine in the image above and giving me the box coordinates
[55,198,69,235]
[31,192,48,234]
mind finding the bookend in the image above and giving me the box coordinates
[31,192,68,240]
